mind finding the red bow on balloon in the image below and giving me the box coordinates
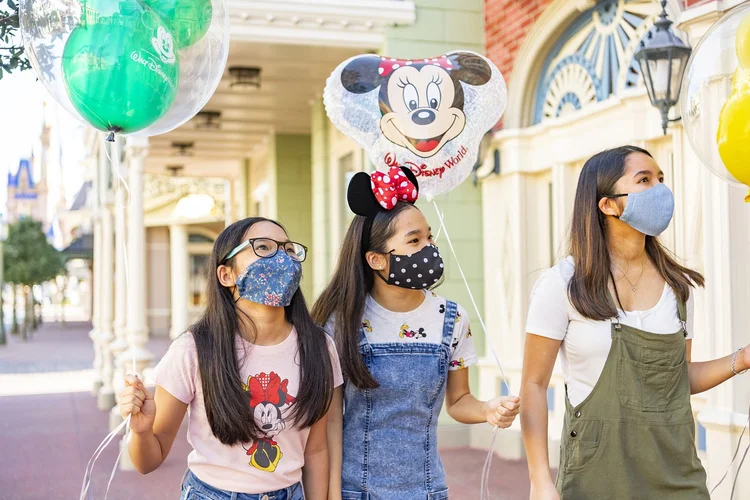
[370,166,419,210]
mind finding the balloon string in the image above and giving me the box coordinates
[80,135,135,499]
[710,404,750,499]
[431,200,512,500]
[431,200,512,392]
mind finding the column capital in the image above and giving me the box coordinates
[125,136,150,163]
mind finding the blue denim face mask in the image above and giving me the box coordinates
[235,252,302,307]
[613,183,674,236]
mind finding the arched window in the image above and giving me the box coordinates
[533,0,663,124]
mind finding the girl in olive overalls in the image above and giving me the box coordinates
[312,167,521,500]
[521,146,749,500]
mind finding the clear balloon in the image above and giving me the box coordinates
[680,2,750,198]
[142,0,213,49]
[324,52,507,199]
[134,0,229,137]
[19,0,229,138]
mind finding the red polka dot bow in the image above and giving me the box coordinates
[370,166,419,210]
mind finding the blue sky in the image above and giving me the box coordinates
[0,69,86,222]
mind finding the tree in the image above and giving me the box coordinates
[0,0,30,80]
[3,218,64,339]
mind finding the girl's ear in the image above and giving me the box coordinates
[365,251,388,272]
[217,264,237,288]
[598,196,623,218]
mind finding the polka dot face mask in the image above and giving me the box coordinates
[379,244,444,290]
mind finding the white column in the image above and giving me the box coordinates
[97,201,115,410]
[89,209,103,395]
[169,224,189,340]
[118,137,153,471]
[224,179,235,227]
[551,163,576,261]
[117,137,152,377]
[90,142,107,395]
[109,139,130,430]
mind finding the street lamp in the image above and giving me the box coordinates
[634,0,692,135]
[0,215,7,345]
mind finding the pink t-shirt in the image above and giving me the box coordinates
[152,328,343,494]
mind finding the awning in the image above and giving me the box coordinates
[61,233,93,260]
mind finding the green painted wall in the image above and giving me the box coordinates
[383,0,487,423]
[311,100,331,297]
[275,134,314,299]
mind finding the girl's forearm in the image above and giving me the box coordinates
[128,429,166,475]
[689,348,747,394]
[446,392,487,424]
[521,381,555,485]
[303,447,329,500]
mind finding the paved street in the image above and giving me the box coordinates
[0,322,534,499]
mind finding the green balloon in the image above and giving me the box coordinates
[62,6,180,134]
[142,0,213,49]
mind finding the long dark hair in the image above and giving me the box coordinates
[568,145,704,321]
[311,203,414,389]
[190,217,334,446]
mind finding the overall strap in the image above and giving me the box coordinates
[605,289,622,329]
[676,293,688,337]
[441,300,458,348]
[358,324,370,347]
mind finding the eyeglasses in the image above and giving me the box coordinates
[222,238,308,263]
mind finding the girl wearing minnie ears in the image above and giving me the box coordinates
[118,217,343,500]
[311,167,521,500]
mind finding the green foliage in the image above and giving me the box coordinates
[3,218,64,286]
[0,0,30,80]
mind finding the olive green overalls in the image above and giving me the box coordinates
[556,295,710,499]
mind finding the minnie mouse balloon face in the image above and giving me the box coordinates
[324,51,506,198]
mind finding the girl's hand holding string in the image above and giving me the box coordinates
[484,396,521,428]
[119,374,156,434]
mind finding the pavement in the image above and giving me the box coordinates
[0,321,536,499]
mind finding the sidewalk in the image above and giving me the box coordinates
[0,322,533,499]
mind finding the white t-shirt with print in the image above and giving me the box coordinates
[328,291,478,370]
[526,256,695,407]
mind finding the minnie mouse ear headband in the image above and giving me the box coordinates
[347,166,420,255]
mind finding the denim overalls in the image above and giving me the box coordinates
[341,301,458,500]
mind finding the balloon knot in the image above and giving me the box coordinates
[106,131,115,143]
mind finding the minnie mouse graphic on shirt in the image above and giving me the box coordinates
[242,372,296,472]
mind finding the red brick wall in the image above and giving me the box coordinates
[485,0,554,91]
[485,0,554,128]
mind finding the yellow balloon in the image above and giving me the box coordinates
[717,69,750,202]
[737,14,750,68]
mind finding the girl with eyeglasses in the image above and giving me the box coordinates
[118,217,343,500]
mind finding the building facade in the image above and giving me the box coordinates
[480,0,749,496]
[79,0,749,491]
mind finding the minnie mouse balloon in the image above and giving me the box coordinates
[324,52,507,199]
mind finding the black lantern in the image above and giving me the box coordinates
[634,1,692,135]
[229,66,262,90]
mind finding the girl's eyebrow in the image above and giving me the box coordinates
[632,169,663,178]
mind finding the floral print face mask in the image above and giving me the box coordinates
[235,252,302,307]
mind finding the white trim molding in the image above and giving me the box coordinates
[228,0,416,48]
